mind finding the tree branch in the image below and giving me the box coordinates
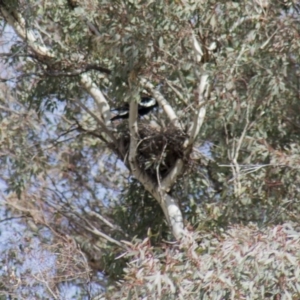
[159,27,211,192]
[127,99,184,239]
[0,5,112,126]
[184,74,210,148]
[82,220,124,248]
[43,64,111,77]
[140,78,182,129]
[87,211,126,235]
[128,100,140,173]
[191,32,203,63]
[79,74,112,125]
[70,109,117,145]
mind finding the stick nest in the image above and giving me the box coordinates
[115,121,188,180]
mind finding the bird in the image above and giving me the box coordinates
[110,96,158,121]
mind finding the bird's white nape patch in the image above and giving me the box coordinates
[139,98,157,107]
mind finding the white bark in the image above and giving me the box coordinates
[192,33,203,63]
[155,192,184,239]
[128,100,184,239]
[159,31,211,191]
[185,74,210,148]
[140,78,182,129]
[80,74,112,124]
[139,41,210,236]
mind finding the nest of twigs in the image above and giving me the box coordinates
[115,121,188,180]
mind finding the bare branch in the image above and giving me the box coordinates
[161,159,184,193]
[140,78,182,129]
[260,28,278,50]
[161,75,210,192]
[128,100,139,173]
[31,274,59,300]
[230,104,251,197]
[165,79,189,106]
[127,99,157,191]
[229,15,261,34]
[83,221,124,248]
[87,211,125,234]
[127,99,184,240]
[191,33,203,63]
[79,74,112,124]
[184,74,210,148]
[71,97,116,144]
[43,64,111,77]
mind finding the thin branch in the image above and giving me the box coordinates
[32,274,58,300]
[260,28,278,50]
[81,221,124,248]
[230,104,251,196]
[0,215,28,223]
[44,64,111,77]
[127,100,157,193]
[161,159,184,193]
[191,32,203,63]
[71,98,117,145]
[165,79,189,106]
[161,75,210,192]
[140,78,182,129]
[87,211,126,235]
[184,74,210,148]
[0,7,55,58]
[0,104,25,114]
[229,15,261,34]
[156,143,167,191]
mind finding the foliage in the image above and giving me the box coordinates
[0,0,300,299]
[106,223,300,300]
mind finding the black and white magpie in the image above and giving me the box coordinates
[110,96,158,121]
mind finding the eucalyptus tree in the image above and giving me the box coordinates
[1,0,300,298]
[0,0,212,240]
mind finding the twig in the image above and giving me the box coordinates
[140,78,182,129]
